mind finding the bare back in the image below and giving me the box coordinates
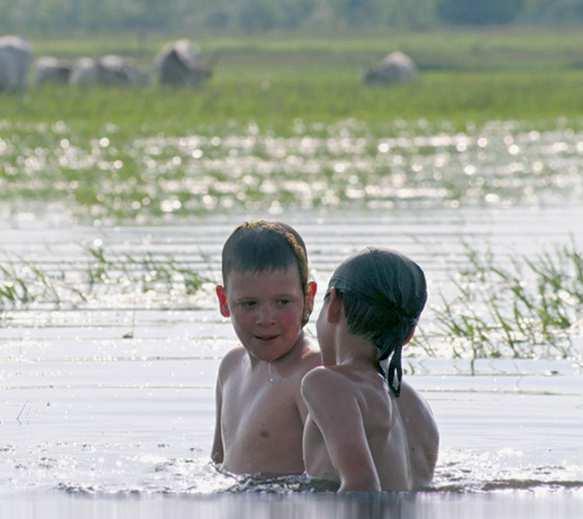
[302,366,438,491]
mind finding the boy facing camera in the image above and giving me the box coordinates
[212,221,319,476]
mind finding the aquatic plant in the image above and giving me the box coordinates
[2,119,583,221]
[0,261,64,306]
[0,246,211,311]
[427,239,583,361]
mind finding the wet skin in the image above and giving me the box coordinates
[212,267,319,475]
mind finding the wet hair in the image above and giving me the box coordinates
[221,220,311,323]
[328,248,427,397]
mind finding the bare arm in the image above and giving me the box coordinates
[210,374,224,464]
[295,351,322,425]
[301,368,381,492]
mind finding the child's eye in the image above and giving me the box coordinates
[239,301,256,309]
[276,298,291,307]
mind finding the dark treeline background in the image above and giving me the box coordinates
[2,0,583,35]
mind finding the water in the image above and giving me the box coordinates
[2,124,583,516]
[0,116,583,519]
[2,120,583,219]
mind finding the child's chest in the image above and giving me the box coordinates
[221,369,300,443]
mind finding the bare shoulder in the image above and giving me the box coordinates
[398,380,440,470]
[399,380,438,428]
[301,367,365,446]
[217,347,246,382]
[287,339,321,378]
[299,347,322,371]
[301,366,353,403]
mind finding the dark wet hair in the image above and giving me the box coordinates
[329,248,427,397]
[221,219,310,298]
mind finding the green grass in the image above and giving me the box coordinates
[4,239,581,361]
[423,240,583,362]
[29,27,583,72]
[4,70,583,134]
[0,246,211,310]
[6,29,583,132]
[3,31,583,220]
[3,66,583,220]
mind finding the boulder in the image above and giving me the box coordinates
[69,57,99,86]
[35,56,72,85]
[0,35,33,92]
[156,39,211,87]
[363,51,417,86]
[97,54,148,86]
[70,55,148,87]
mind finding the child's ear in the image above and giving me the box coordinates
[305,281,317,314]
[216,285,231,317]
[326,288,343,324]
[301,281,317,325]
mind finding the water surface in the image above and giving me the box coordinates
[2,115,583,517]
[1,206,582,519]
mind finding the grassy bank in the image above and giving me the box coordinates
[2,31,583,220]
[4,70,583,133]
[1,29,582,133]
[2,69,583,220]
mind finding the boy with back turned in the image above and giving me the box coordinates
[211,220,319,475]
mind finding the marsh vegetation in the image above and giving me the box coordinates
[2,31,582,363]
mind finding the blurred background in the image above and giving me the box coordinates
[1,0,580,35]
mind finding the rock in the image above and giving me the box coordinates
[0,35,33,92]
[70,55,148,87]
[69,57,99,86]
[97,54,149,86]
[35,56,72,85]
[364,51,417,86]
[156,39,211,87]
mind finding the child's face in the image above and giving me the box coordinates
[216,266,315,362]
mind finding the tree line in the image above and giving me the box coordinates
[1,0,583,35]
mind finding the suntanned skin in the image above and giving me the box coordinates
[212,267,319,475]
[301,288,439,492]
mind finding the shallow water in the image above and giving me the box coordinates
[2,120,583,219]
[1,205,582,519]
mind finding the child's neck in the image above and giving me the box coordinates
[248,331,308,368]
[334,335,377,371]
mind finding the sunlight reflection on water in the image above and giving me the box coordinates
[2,120,583,219]
[2,117,583,514]
[1,237,582,502]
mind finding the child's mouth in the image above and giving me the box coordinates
[255,335,279,342]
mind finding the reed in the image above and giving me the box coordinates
[0,247,211,310]
[426,240,583,360]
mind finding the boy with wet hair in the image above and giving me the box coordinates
[302,247,439,492]
[212,220,319,475]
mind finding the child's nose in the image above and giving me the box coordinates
[256,303,276,325]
